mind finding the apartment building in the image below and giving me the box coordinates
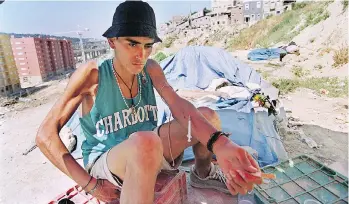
[10,37,75,88]
[243,0,264,25]
[210,0,244,26]
[0,34,21,97]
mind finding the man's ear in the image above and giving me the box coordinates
[107,37,117,49]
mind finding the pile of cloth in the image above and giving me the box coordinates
[247,41,300,61]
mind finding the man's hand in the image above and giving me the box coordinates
[88,179,120,202]
[213,136,262,195]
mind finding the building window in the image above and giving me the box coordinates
[245,3,249,10]
[257,1,261,8]
[23,77,28,82]
[245,17,250,23]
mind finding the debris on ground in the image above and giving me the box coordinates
[0,98,18,107]
[60,126,78,153]
[22,143,37,156]
[320,88,329,95]
[300,134,320,149]
[18,98,33,102]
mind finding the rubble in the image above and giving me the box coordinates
[301,136,320,149]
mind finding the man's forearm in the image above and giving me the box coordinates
[36,125,91,187]
[168,97,218,146]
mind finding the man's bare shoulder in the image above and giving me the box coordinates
[146,59,162,70]
[146,59,164,77]
[77,60,99,80]
[67,60,99,95]
[145,59,171,90]
[76,60,99,79]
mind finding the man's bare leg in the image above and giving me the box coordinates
[193,108,221,177]
[106,132,163,204]
[158,107,221,177]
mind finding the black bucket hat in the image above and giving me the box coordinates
[103,1,162,43]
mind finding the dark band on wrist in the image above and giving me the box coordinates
[207,131,228,153]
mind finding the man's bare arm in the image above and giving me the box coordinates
[146,59,227,148]
[36,61,99,189]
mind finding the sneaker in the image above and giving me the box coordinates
[189,162,230,194]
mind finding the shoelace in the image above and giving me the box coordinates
[210,166,228,186]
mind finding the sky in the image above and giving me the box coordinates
[0,0,211,39]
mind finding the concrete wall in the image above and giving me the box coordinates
[211,14,230,27]
[231,5,244,24]
[192,16,211,28]
[19,75,43,89]
[177,21,190,30]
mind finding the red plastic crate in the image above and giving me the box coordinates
[49,170,187,204]
[48,185,102,204]
[154,170,187,204]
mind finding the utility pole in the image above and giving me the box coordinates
[189,4,192,28]
[77,31,86,63]
[77,25,89,63]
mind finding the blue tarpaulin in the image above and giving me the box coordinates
[161,46,262,90]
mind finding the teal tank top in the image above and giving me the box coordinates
[80,59,158,171]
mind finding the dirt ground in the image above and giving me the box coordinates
[280,88,348,166]
[0,76,80,204]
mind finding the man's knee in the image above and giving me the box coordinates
[198,107,219,121]
[129,131,163,165]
